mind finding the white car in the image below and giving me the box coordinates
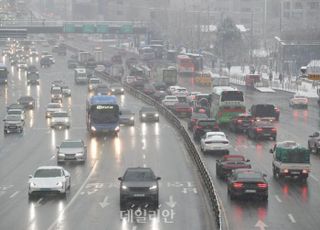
[61,86,71,97]
[46,102,62,118]
[7,109,25,121]
[167,85,180,95]
[57,139,87,163]
[187,91,201,102]
[200,132,231,154]
[28,166,71,198]
[289,94,308,108]
[50,111,70,129]
[162,95,179,107]
[172,87,189,97]
[88,78,100,91]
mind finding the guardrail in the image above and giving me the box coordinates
[65,44,222,229]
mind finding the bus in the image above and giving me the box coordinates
[212,86,246,124]
[74,68,87,84]
[0,64,9,84]
[86,95,120,136]
[139,46,155,61]
[185,53,203,72]
[176,55,195,75]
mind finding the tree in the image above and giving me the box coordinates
[214,18,245,64]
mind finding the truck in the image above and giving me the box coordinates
[270,141,310,181]
[163,66,177,87]
[0,64,9,84]
[78,51,91,66]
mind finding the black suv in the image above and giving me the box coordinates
[193,119,220,141]
[250,104,279,121]
[118,167,161,210]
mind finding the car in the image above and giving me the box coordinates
[172,102,192,118]
[61,85,71,97]
[40,56,52,68]
[125,76,136,85]
[308,131,320,154]
[143,83,156,95]
[118,167,161,210]
[250,104,278,122]
[3,114,24,134]
[152,81,167,91]
[50,111,70,129]
[247,120,277,141]
[109,83,125,95]
[46,55,55,64]
[229,113,254,133]
[151,90,168,102]
[139,107,159,122]
[29,49,38,57]
[28,166,71,199]
[51,80,65,88]
[131,76,145,90]
[193,119,220,141]
[16,61,28,70]
[187,112,209,131]
[67,59,78,69]
[51,86,63,103]
[57,139,87,163]
[46,102,62,118]
[26,65,39,75]
[167,85,180,95]
[227,169,268,201]
[7,108,25,121]
[88,78,100,91]
[171,86,188,97]
[216,155,251,179]
[17,96,35,109]
[289,94,308,108]
[27,73,40,85]
[7,103,24,111]
[162,95,179,107]
[94,84,111,96]
[200,131,231,154]
[119,109,135,126]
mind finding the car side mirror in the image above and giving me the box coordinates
[118,177,123,181]
[156,177,161,180]
[29,175,33,178]
[269,149,274,153]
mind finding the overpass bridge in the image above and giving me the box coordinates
[0,20,148,38]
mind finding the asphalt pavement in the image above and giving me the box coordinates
[0,46,216,230]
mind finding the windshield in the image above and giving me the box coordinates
[52,89,61,94]
[52,112,68,117]
[124,169,155,181]
[6,115,21,121]
[60,141,82,148]
[0,68,7,78]
[34,169,62,178]
[279,150,310,163]
[254,105,275,117]
[90,104,119,123]
[237,172,263,180]
[90,79,100,84]
[48,104,61,108]
[221,91,244,102]
[8,110,21,115]
[198,121,215,126]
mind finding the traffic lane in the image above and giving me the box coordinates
[47,93,214,230]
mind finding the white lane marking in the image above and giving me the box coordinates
[275,195,282,203]
[132,226,137,230]
[9,191,19,198]
[142,154,146,159]
[288,214,296,223]
[310,174,319,182]
[143,163,147,168]
[47,161,98,230]
[35,198,43,207]
[49,155,55,160]
[0,191,6,197]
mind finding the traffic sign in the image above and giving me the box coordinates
[96,24,109,33]
[120,24,133,34]
[82,24,95,33]
[308,74,320,81]
[0,29,27,38]
[63,24,76,33]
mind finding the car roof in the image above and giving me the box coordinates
[125,167,153,172]
[141,106,156,111]
[19,96,33,100]
[206,131,225,136]
[205,135,227,141]
[223,155,245,160]
[36,166,64,170]
[61,139,83,143]
[233,169,261,174]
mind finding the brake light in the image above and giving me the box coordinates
[257,183,268,189]
[237,119,243,124]
[232,182,243,188]
[191,118,197,123]
[194,125,202,130]
[275,108,280,112]
[271,128,277,132]
[302,169,309,174]
[256,128,263,132]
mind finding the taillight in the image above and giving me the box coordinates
[271,128,277,132]
[237,119,243,124]
[194,125,202,129]
[256,128,263,132]
[217,111,222,117]
[191,118,196,123]
[302,169,309,174]
[275,108,280,112]
[257,183,268,189]
[233,182,243,188]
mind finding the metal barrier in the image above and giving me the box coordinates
[65,44,222,229]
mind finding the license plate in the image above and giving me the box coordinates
[245,189,256,193]
[9,126,16,129]
[65,156,75,159]
[133,194,145,197]
[291,171,300,175]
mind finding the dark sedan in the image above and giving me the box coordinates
[247,120,277,141]
[229,113,253,133]
[110,83,125,95]
[151,90,167,102]
[139,107,159,122]
[187,112,208,131]
[216,155,251,179]
[152,81,167,91]
[119,109,135,126]
[17,96,35,110]
[227,169,268,201]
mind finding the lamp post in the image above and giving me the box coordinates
[264,0,267,48]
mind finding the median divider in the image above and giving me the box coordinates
[65,44,222,229]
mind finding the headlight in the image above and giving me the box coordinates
[154,113,159,117]
[64,118,69,122]
[76,152,84,157]
[58,153,65,157]
[130,116,134,120]
[56,182,63,187]
[29,102,32,105]
[121,185,127,190]
[115,126,120,131]
[121,88,124,91]
[149,185,157,190]
[91,126,96,131]
[51,95,54,98]
[111,89,115,91]
[30,182,36,188]
[142,114,146,117]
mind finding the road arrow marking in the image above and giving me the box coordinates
[255,220,267,230]
[9,191,19,198]
[275,195,282,203]
[288,214,296,223]
[99,196,110,208]
[165,195,176,208]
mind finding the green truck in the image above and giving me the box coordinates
[270,141,311,181]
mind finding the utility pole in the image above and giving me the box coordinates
[264,0,267,49]
[250,12,253,64]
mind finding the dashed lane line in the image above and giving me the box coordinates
[288,214,296,223]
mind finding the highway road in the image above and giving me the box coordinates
[0,45,216,230]
[175,77,320,230]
